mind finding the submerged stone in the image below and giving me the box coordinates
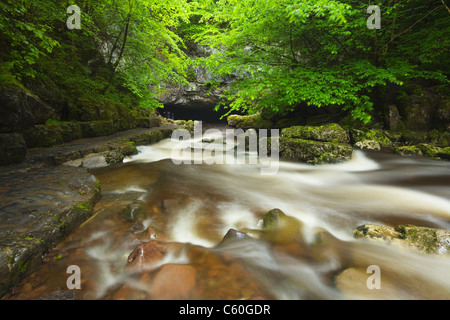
[353,223,450,255]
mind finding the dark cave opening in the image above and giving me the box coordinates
[161,104,228,124]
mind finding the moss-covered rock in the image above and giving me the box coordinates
[227,113,272,130]
[430,130,450,148]
[80,120,116,138]
[262,208,303,244]
[437,147,450,160]
[279,137,353,164]
[350,128,392,147]
[23,124,64,148]
[394,145,423,157]
[353,223,450,255]
[282,123,350,144]
[416,143,442,159]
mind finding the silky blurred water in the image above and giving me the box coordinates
[6,129,450,300]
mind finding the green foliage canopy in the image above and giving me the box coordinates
[193,0,450,123]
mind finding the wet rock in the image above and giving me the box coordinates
[262,209,304,244]
[279,137,353,164]
[218,228,252,246]
[127,241,172,269]
[0,165,100,296]
[394,145,423,157]
[227,113,272,130]
[0,86,57,134]
[0,133,27,165]
[38,290,78,300]
[334,267,407,300]
[282,123,350,144]
[149,264,197,299]
[416,143,442,159]
[438,147,450,160]
[129,219,145,234]
[349,128,392,147]
[354,140,381,151]
[353,224,450,255]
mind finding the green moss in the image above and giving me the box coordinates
[74,202,93,212]
[24,237,44,244]
[17,260,29,275]
[396,225,438,254]
[279,137,352,164]
[417,143,442,159]
[438,147,450,160]
[350,128,391,146]
[282,124,349,143]
[94,177,101,193]
[394,145,423,157]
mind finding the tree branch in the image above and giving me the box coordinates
[441,0,450,14]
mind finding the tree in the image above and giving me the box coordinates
[194,0,450,124]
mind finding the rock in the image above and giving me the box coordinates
[277,124,353,164]
[354,140,381,151]
[0,133,27,165]
[0,165,100,296]
[279,137,353,164]
[262,208,304,244]
[0,86,57,133]
[430,131,450,148]
[416,143,442,159]
[349,128,392,147]
[79,120,116,138]
[334,267,407,300]
[394,145,423,157]
[218,228,252,246]
[396,225,450,255]
[353,224,403,243]
[122,200,147,222]
[438,147,450,160]
[353,224,450,255]
[397,87,440,131]
[282,123,350,144]
[38,290,78,300]
[227,113,272,130]
[149,264,197,299]
[386,104,402,131]
[127,241,168,269]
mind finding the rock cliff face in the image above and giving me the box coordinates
[157,43,232,113]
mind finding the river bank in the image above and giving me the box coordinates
[0,124,181,296]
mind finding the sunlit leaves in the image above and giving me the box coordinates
[193,0,449,123]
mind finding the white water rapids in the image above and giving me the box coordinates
[7,126,450,300]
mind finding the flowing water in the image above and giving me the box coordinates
[5,125,450,300]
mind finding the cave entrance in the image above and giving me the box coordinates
[161,104,228,124]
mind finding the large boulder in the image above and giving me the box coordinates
[282,123,350,144]
[227,113,272,130]
[0,86,57,133]
[278,124,353,164]
[349,128,392,147]
[279,137,353,164]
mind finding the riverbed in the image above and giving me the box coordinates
[5,126,450,300]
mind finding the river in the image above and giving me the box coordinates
[5,125,450,300]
